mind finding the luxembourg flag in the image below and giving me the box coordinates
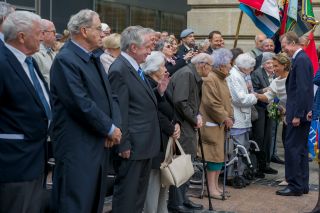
[239,0,280,38]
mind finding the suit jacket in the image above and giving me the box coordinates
[286,50,314,123]
[176,44,190,59]
[0,39,4,48]
[251,67,271,108]
[50,41,120,212]
[108,54,162,160]
[0,45,49,182]
[169,63,202,155]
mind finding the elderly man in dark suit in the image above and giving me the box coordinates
[167,53,213,212]
[276,31,314,196]
[108,26,169,213]
[0,11,50,213]
[0,2,14,47]
[50,9,121,213]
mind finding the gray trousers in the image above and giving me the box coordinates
[0,176,44,213]
[144,169,169,213]
[227,132,250,177]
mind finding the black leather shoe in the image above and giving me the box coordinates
[263,166,278,174]
[255,171,265,178]
[271,156,285,164]
[183,200,203,210]
[276,187,302,196]
[167,205,193,213]
[303,188,309,194]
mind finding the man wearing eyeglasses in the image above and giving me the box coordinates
[33,19,56,86]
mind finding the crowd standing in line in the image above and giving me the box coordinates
[0,2,319,213]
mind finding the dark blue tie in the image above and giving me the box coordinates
[25,57,52,120]
[137,67,145,81]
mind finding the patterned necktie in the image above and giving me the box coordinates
[137,67,145,81]
[25,57,52,120]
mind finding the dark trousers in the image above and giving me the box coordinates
[252,106,273,168]
[285,122,310,193]
[112,158,152,213]
[168,179,190,208]
[0,176,44,213]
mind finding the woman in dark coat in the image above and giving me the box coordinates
[142,51,181,213]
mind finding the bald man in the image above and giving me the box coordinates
[33,19,57,85]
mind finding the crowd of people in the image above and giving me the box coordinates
[0,2,319,213]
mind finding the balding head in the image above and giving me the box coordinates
[261,38,275,52]
[255,33,267,49]
[41,19,56,48]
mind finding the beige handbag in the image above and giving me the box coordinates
[160,137,194,187]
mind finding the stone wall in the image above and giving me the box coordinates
[187,0,320,51]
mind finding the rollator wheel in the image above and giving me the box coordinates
[232,176,246,189]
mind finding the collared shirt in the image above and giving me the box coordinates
[292,48,302,59]
[121,51,139,71]
[0,32,4,42]
[71,40,91,54]
[5,43,50,107]
[33,43,56,85]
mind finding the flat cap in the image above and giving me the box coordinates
[180,28,194,38]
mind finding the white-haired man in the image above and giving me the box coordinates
[0,2,15,46]
[108,26,169,213]
[0,11,49,213]
[50,9,121,212]
[168,53,213,212]
[33,19,57,85]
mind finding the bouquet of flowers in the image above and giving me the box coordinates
[267,97,281,122]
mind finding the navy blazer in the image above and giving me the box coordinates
[0,45,50,182]
[108,54,162,160]
[286,50,314,123]
[50,41,121,212]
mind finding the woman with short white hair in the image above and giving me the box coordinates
[226,53,257,186]
[200,48,233,199]
[141,51,181,213]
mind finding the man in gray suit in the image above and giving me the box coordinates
[33,19,56,85]
[168,53,213,213]
[108,26,169,213]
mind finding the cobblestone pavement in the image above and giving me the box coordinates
[104,127,320,213]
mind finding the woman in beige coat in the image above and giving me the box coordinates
[200,48,234,199]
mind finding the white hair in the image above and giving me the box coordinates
[191,53,212,65]
[235,53,256,69]
[211,48,232,68]
[2,11,41,42]
[141,51,165,75]
[120,26,150,52]
[0,2,14,25]
[67,9,98,35]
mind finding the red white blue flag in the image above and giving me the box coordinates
[239,0,280,38]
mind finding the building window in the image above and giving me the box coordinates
[161,12,185,37]
[130,6,158,29]
[96,2,128,33]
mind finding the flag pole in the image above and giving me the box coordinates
[233,11,243,48]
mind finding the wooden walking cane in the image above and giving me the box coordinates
[233,11,243,48]
[198,130,215,212]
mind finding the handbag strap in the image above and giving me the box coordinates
[164,137,174,163]
[174,139,186,155]
[163,137,187,163]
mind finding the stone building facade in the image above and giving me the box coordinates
[187,0,320,51]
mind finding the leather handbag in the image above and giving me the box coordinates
[160,137,194,187]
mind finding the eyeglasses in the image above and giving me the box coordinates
[44,30,56,34]
[85,26,103,32]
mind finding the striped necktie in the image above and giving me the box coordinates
[137,67,145,81]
